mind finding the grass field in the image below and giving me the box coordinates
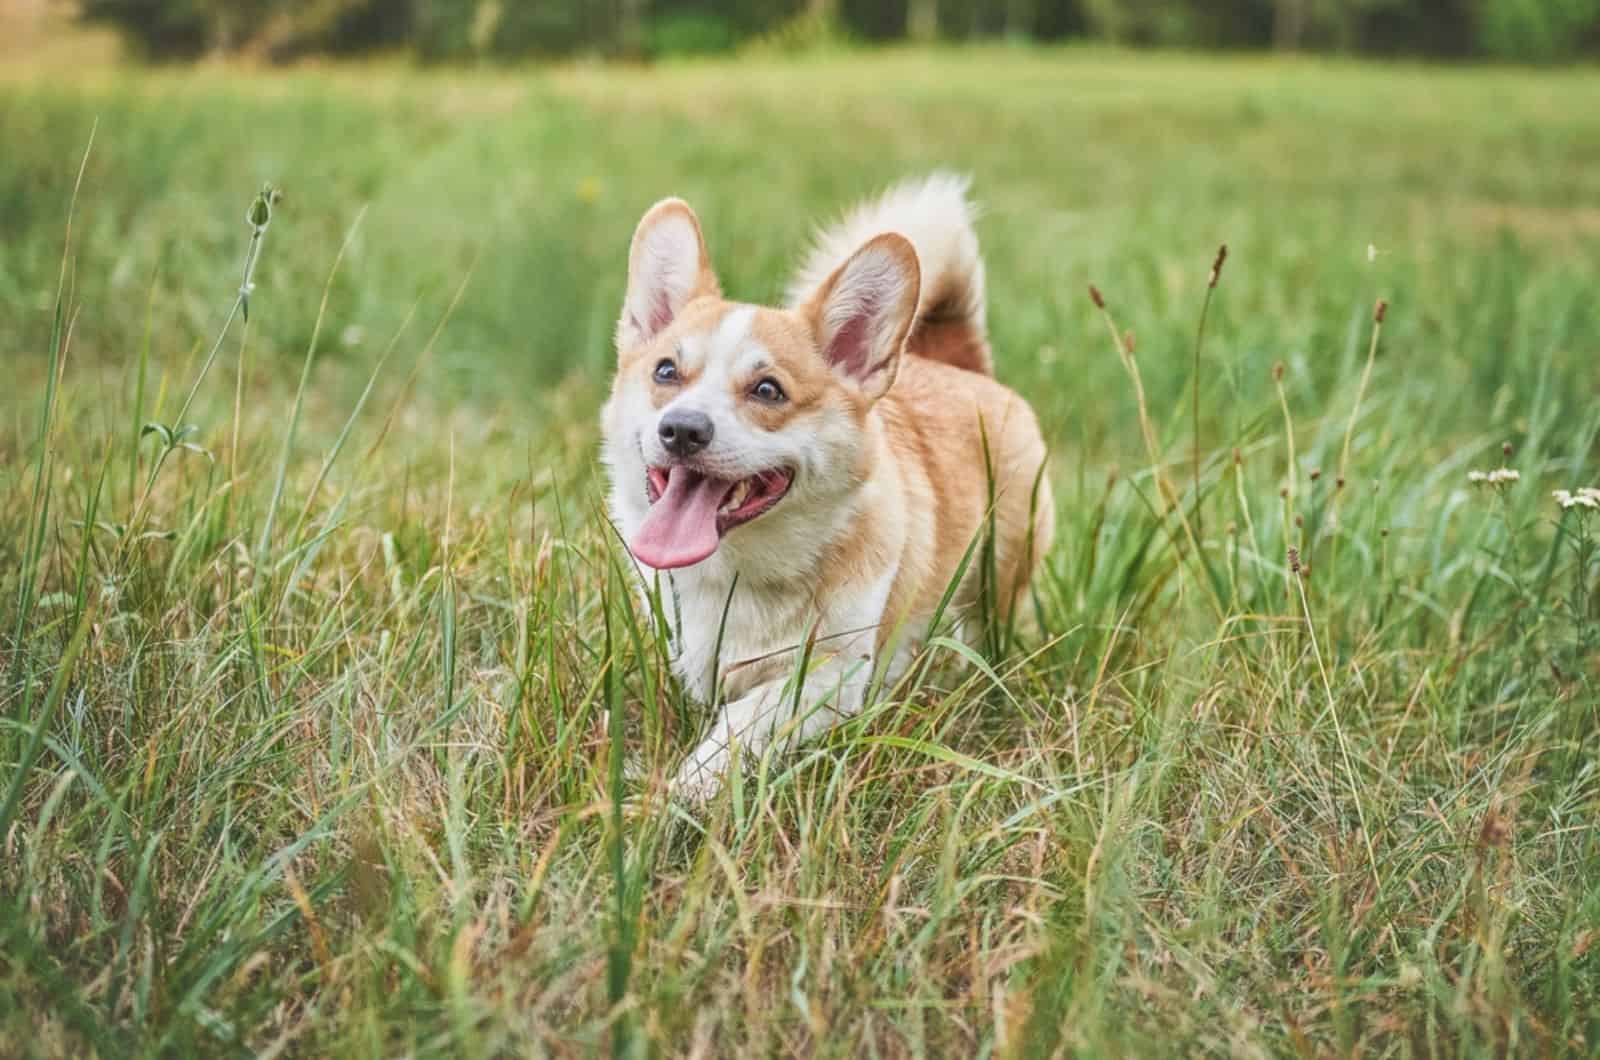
[3,47,1600,1056]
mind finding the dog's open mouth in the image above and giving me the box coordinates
[630,465,794,570]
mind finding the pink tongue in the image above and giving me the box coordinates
[630,468,736,570]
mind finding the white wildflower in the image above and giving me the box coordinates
[1468,470,1489,484]
[1554,488,1600,510]
[1487,468,1520,484]
[1367,243,1378,264]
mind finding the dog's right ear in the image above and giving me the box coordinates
[617,199,719,352]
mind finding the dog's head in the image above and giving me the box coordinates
[602,198,921,572]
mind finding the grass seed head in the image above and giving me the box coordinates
[1208,243,1228,288]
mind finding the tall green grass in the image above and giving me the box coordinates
[2,48,1598,1056]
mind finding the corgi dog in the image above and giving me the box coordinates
[601,174,1053,800]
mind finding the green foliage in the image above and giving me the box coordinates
[488,1,632,59]
[1480,0,1600,58]
[744,8,859,53]
[1080,0,1203,45]
[642,11,739,57]
[74,0,1600,61]
[2,51,1600,1053]
[411,0,480,61]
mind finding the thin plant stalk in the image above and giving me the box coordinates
[1273,362,1296,600]
[1337,298,1388,488]
[11,122,94,685]
[1089,285,1223,617]
[1089,286,1165,505]
[1331,299,1388,568]
[1193,244,1227,536]
[124,184,280,552]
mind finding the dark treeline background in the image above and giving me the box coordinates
[81,0,1600,63]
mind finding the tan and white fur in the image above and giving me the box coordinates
[601,173,1052,800]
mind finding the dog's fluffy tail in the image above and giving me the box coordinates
[787,172,992,376]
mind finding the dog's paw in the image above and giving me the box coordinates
[668,743,728,806]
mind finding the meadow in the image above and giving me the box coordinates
[2,47,1599,1056]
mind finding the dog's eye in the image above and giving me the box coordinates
[653,359,679,384]
[751,378,785,403]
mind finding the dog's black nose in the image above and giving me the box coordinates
[658,409,714,456]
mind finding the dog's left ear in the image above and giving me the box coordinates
[804,233,920,401]
[617,198,719,351]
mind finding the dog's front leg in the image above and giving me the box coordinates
[669,647,873,803]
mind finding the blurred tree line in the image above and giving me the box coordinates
[80,0,1600,62]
